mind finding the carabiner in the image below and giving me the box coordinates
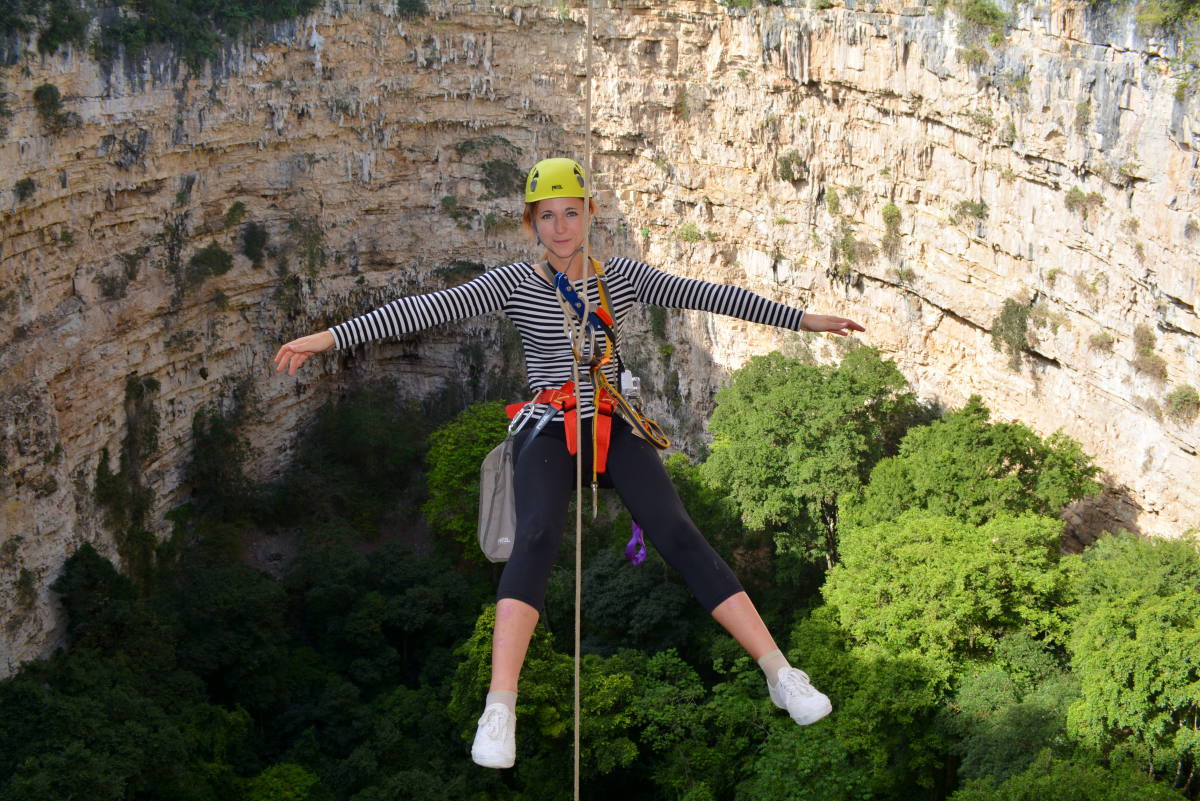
[508,402,536,435]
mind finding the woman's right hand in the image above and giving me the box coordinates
[274,330,335,376]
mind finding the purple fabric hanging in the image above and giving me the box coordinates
[625,520,647,565]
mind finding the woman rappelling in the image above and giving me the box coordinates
[273,157,865,769]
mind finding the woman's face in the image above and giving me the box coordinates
[533,197,586,259]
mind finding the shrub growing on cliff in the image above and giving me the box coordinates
[882,202,902,255]
[96,252,142,300]
[955,199,989,223]
[959,44,989,67]
[991,297,1029,369]
[286,214,325,278]
[1064,186,1104,219]
[14,177,35,202]
[778,150,807,183]
[480,158,524,199]
[441,195,473,229]
[825,187,841,216]
[834,222,876,274]
[1132,323,1168,381]
[223,201,247,230]
[1087,330,1115,352]
[184,242,233,290]
[241,221,269,267]
[1163,384,1200,423]
[31,82,80,135]
[676,221,703,243]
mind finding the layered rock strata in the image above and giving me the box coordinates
[1,0,1197,673]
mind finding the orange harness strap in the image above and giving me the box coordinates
[506,381,616,477]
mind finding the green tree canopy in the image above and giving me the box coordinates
[271,385,429,535]
[783,606,947,799]
[949,750,1187,801]
[822,511,1069,680]
[702,347,916,564]
[422,401,510,562]
[1065,532,1200,788]
[239,763,321,801]
[843,395,1100,529]
[936,633,1080,783]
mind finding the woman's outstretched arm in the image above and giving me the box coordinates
[612,257,864,335]
[272,261,528,375]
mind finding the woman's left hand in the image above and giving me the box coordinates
[800,313,866,336]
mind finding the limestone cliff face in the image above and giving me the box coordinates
[1,0,1196,672]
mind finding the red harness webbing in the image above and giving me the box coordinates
[505,381,616,474]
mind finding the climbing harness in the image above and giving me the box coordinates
[505,259,670,513]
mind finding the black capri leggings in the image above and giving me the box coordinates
[496,416,743,613]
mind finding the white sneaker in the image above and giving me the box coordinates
[471,702,516,769]
[769,667,833,725]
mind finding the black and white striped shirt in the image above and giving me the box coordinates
[329,257,806,417]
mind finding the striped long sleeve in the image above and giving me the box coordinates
[325,256,806,417]
[328,262,530,349]
[606,257,805,330]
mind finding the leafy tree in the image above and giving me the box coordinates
[581,546,696,655]
[329,684,493,800]
[949,750,1187,801]
[449,605,572,795]
[822,512,1069,680]
[844,395,1100,529]
[170,562,290,715]
[271,385,429,536]
[1065,532,1200,792]
[240,763,321,801]
[611,649,720,798]
[702,348,916,565]
[422,401,510,561]
[936,634,1079,782]
[735,723,874,801]
[786,606,948,798]
[666,452,778,594]
[0,655,193,800]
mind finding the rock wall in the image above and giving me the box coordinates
[1,0,1197,673]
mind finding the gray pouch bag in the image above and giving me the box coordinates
[478,436,518,563]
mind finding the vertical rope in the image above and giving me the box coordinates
[575,0,595,799]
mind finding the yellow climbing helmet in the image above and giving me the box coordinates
[524,157,590,203]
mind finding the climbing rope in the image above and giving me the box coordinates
[574,0,595,797]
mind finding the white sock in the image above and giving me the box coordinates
[486,690,517,713]
[757,649,790,687]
